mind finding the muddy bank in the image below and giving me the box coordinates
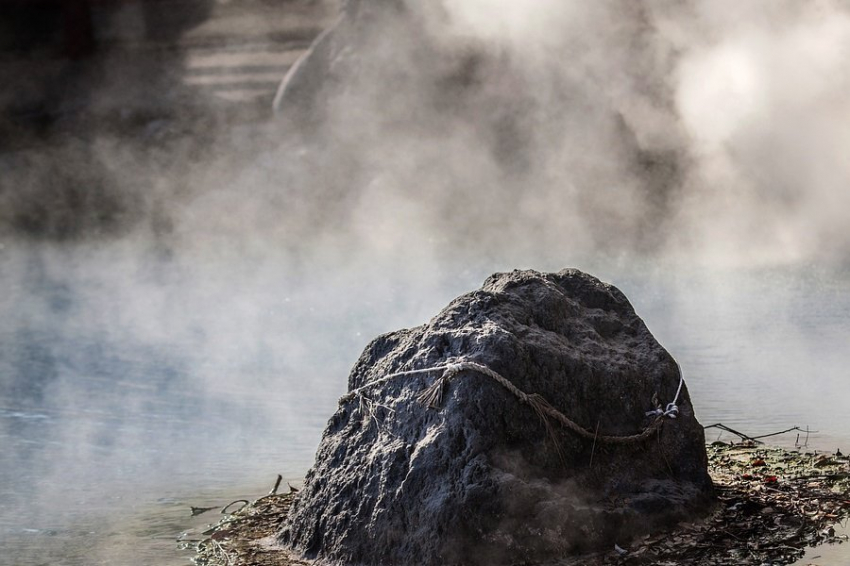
[189,443,850,565]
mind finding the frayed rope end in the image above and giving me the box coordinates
[416,363,466,409]
[417,375,448,409]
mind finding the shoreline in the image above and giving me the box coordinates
[187,443,850,565]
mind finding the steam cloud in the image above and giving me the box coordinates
[275,0,850,268]
[3,0,850,268]
[2,1,850,562]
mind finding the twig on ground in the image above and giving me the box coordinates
[704,423,763,444]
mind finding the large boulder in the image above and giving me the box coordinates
[281,269,713,565]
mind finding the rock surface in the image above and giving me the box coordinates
[281,269,713,565]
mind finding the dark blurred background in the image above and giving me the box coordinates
[0,0,335,241]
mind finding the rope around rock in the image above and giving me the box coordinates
[339,360,685,445]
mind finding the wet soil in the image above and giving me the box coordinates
[187,443,850,566]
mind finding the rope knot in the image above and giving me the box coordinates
[644,401,680,419]
[444,363,465,376]
[644,363,684,419]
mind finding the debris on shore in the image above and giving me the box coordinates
[187,442,850,566]
[604,442,850,565]
[189,491,301,566]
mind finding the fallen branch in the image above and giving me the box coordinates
[704,423,763,444]
[752,426,818,440]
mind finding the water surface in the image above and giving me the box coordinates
[2,243,848,565]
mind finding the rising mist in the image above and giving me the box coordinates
[1,1,849,564]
